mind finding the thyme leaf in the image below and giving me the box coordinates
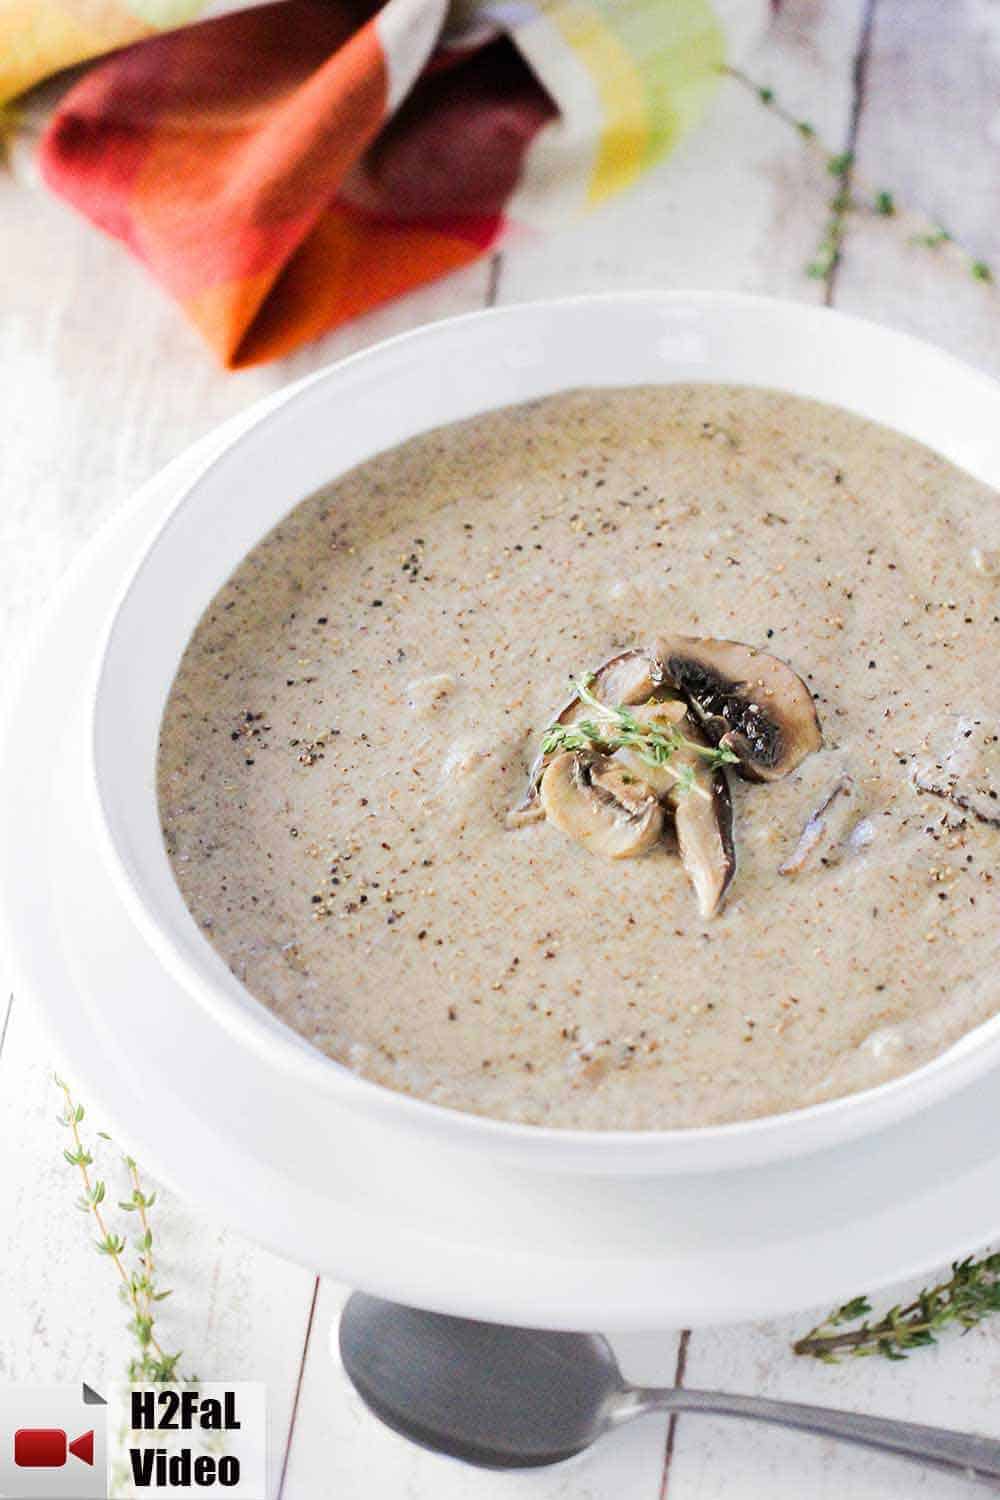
[55,1075,192,1383]
[794,1254,1000,1362]
[541,676,738,798]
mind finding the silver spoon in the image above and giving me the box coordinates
[339,1294,1000,1483]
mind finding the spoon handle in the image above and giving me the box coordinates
[621,1387,1000,1486]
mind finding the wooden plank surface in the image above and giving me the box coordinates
[3,2,1000,1497]
[668,1302,1000,1500]
[833,0,1000,372]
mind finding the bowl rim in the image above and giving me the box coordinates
[88,288,1000,1169]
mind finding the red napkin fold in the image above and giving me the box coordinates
[40,1,555,366]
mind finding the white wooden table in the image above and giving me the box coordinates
[3,3,1000,1495]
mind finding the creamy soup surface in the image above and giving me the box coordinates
[158,387,1000,1129]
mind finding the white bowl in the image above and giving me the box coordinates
[90,291,1000,1175]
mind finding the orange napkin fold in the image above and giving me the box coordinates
[40,0,556,366]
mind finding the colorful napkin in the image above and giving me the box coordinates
[9,0,764,366]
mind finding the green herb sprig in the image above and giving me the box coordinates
[794,1254,1000,1362]
[724,65,996,289]
[541,676,738,797]
[55,1075,187,1383]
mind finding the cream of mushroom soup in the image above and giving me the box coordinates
[157,386,1000,1129]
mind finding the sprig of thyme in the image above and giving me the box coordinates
[55,1075,187,1382]
[541,676,738,797]
[805,153,855,281]
[725,65,996,288]
[794,1254,1000,1362]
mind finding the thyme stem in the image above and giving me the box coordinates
[127,1157,155,1279]
[56,1076,184,1381]
[56,1077,169,1363]
[795,1254,1000,1361]
[724,65,996,289]
[541,676,738,798]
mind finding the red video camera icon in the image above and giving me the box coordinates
[14,1428,95,1467]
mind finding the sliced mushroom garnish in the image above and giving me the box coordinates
[505,799,548,829]
[590,649,662,707]
[778,774,855,875]
[912,778,1000,830]
[650,635,822,782]
[613,710,735,916]
[673,765,736,919]
[630,699,688,727]
[540,650,663,752]
[539,751,663,860]
[546,648,664,750]
[516,634,821,917]
[611,701,691,799]
[910,714,1000,829]
[519,650,676,810]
